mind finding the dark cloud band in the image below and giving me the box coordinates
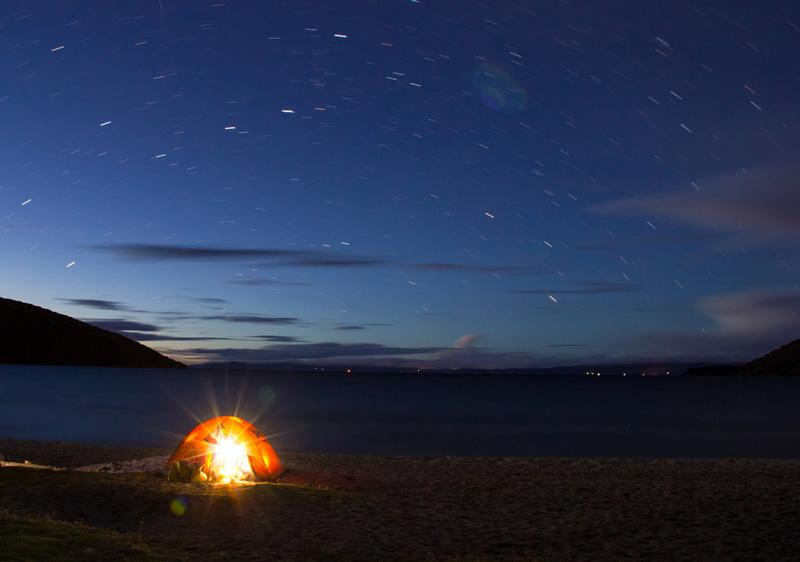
[512,282,638,295]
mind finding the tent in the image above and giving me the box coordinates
[167,415,284,483]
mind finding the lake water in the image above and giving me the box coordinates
[2,365,800,458]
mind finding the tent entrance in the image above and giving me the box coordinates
[207,429,255,483]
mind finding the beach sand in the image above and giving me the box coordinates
[1,439,799,561]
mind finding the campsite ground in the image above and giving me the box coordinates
[1,440,800,561]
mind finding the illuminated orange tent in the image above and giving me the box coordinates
[167,415,284,483]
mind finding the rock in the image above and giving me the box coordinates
[191,467,208,483]
[168,461,194,483]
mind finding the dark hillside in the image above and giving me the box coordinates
[0,297,184,369]
[688,338,800,376]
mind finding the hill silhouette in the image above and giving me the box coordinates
[688,338,800,376]
[746,339,800,375]
[0,297,184,369]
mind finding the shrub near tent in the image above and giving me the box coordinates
[167,416,284,483]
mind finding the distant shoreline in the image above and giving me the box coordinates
[3,361,797,377]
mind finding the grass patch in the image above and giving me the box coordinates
[0,512,181,562]
[0,467,358,560]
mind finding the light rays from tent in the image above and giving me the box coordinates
[158,369,308,456]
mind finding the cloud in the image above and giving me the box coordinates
[88,243,549,275]
[90,243,389,268]
[167,295,228,305]
[89,314,297,338]
[190,297,227,304]
[84,319,161,332]
[453,334,480,349]
[126,333,233,342]
[89,243,308,260]
[412,263,545,275]
[332,325,367,331]
[511,282,638,295]
[85,316,239,343]
[60,298,131,311]
[375,334,553,370]
[229,278,312,286]
[252,335,305,343]
[283,257,387,267]
[153,313,301,325]
[592,164,800,243]
[640,289,800,360]
[202,314,299,325]
[187,342,443,363]
[700,290,800,337]
[422,334,548,369]
[184,333,583,369]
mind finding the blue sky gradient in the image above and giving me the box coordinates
[2,1,800,366]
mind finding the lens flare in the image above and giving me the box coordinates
[170,497,187,516]
[473,63,527,114]
[258,385,276,409]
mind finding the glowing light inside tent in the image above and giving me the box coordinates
[209,431,254,483]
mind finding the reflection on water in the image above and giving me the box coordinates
[2,364,800,458]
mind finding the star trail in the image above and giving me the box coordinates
[1,1,799,366]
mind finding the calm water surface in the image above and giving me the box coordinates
[2,365,800,458]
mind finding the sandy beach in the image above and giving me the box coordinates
[1,439,800,561]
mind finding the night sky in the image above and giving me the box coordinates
[2,1,800,367]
